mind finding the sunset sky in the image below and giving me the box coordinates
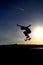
[0,0,43,45]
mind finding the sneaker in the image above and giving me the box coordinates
[28,38,31,40]
[26,36,30,38]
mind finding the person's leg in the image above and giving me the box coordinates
[23,31,29,38]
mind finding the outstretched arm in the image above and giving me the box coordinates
[17,24,19,26]
[27,24,31,27]
[17,24,22,27]
[17,24,25,27]
[17,24,26,30]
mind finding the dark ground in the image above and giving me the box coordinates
[0,44,43,59]
[0,44,43,50]
[0,44,43,63]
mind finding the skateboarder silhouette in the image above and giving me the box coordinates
[17,24,31,41]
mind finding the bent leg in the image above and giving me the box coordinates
[23,31,29,38]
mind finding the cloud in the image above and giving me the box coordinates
[19,8,24,11]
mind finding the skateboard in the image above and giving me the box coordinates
[24,38,31,41]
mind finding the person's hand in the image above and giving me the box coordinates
[29,24,31,26]
[17,24,18,26]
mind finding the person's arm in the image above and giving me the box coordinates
[17,24,25,27]
[27,24,31,27]
[17,24,26,30]
[17,24,22,27]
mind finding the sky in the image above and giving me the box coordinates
[0,0,43,45]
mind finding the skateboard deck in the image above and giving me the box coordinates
[24,38,31,41]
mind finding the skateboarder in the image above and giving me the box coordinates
[17,24,31,41]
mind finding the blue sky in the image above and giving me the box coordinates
[0,0,43,45]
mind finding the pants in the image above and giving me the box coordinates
[23,31,30,38]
